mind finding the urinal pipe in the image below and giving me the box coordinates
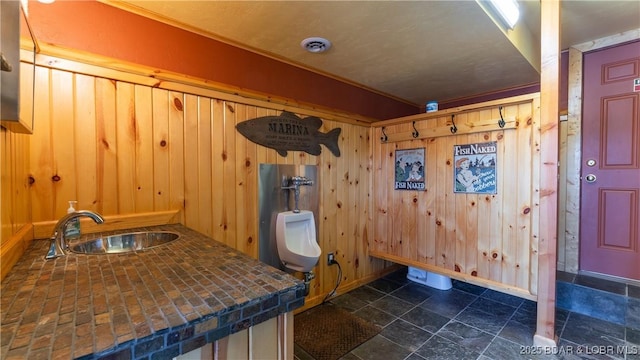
[303,271,315,296]
[281,176,313,213]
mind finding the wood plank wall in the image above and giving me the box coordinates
[22,59,389,305]
[370,95,540,299]
[0,126,31,278]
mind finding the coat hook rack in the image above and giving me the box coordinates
[450,115,457,134]
[381,127,388,142]
[412,121,419,138]
[498,106,506,128]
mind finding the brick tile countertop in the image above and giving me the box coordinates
[0,224,306,359]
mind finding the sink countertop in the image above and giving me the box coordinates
[0,224,306,359]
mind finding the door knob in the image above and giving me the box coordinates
[585,174,597,183]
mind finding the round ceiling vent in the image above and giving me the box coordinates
[301,37,332,53]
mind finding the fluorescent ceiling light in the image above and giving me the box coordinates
[488,0,520,29]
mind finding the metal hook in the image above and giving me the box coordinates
[450,115,457,134]
[381,127,388,142]
[412,121,419,138]
[498,106,506,128]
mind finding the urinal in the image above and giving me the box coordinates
[276,210,321,272]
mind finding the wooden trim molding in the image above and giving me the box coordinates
[534,0,560,347]
[0,224,34,281]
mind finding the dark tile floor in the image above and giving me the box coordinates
[294,269,640,360]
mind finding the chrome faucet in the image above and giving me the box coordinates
[45,210,104,259]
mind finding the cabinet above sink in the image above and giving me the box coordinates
[1,0,35,134]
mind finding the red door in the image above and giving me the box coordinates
[580,40,640,281]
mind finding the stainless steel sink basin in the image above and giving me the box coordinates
[70,231,180,254]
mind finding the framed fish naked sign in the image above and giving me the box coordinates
[236,111,341,157]
[395,148,426,191]
[453,141,497,194]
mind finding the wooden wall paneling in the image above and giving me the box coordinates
[234,103,248,254]
[474,116,493,279]
[95,77,118,215]
[133,85,154,213]
[115,82,136,215]
[198,97,214,238]
[434,116,448,268]
[168,91,185,224]
[529,97,542,296]
[500,105,518,286]
[183,94,200,231]
[357,125,371,278]
[221,101,237,247]
[241,105,258,259]
[488,121,504,282]
[211,99,225,241]
[321,120,339,296]
[516,102,534,290]
[152,88,171,212]
[346,123,358,280]
[51,70,77,217]
[443,127,457,271]
[453,117,469,274]
[29,66,52,222]
[75,74,98,212]
[463,112,480,277]
[1,128,12,242]
[335,120,348,279]
[423,134,437,266]
[372,127,386,254]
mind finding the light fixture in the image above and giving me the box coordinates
[38,0,56,4]
[300,37,332,54]
[487,0,520,30]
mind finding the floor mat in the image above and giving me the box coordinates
[294,303,381,360]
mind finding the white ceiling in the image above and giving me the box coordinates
[104,1,639,108]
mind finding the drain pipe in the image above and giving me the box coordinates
[303,271,315,296]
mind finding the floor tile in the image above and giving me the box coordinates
[370,294,414,317]
[452,280,488,296]
[627,298,640,330]
[560,312,626,349]
[413,334,480,360]
[468,297,518,318]
[401,306,450,333]
[629,285,640,299]
[419,288,477,318]
[455,306,511,335]
[367,278,404,294]
[481,289,524,308]
[575,275,626,296]
[347,286,386,304]
[379,319,432,352]
[353,305,397,328]
[436,320,494,353]
[390,283,437,305]
[329,293,368,312]
[383,269,410,285]
[349,334,412,360]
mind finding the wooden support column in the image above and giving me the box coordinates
[534,0,560,347]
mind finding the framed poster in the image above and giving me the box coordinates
[395,148,425,190]
[453,141,497,194]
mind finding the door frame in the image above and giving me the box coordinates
[561,28,640,276]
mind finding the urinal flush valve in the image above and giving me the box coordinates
[281,176,313,213]
[303,271,315,296]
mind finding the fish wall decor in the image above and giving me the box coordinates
[236,111,341,157]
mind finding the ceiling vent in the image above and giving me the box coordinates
[301,37,332,53]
